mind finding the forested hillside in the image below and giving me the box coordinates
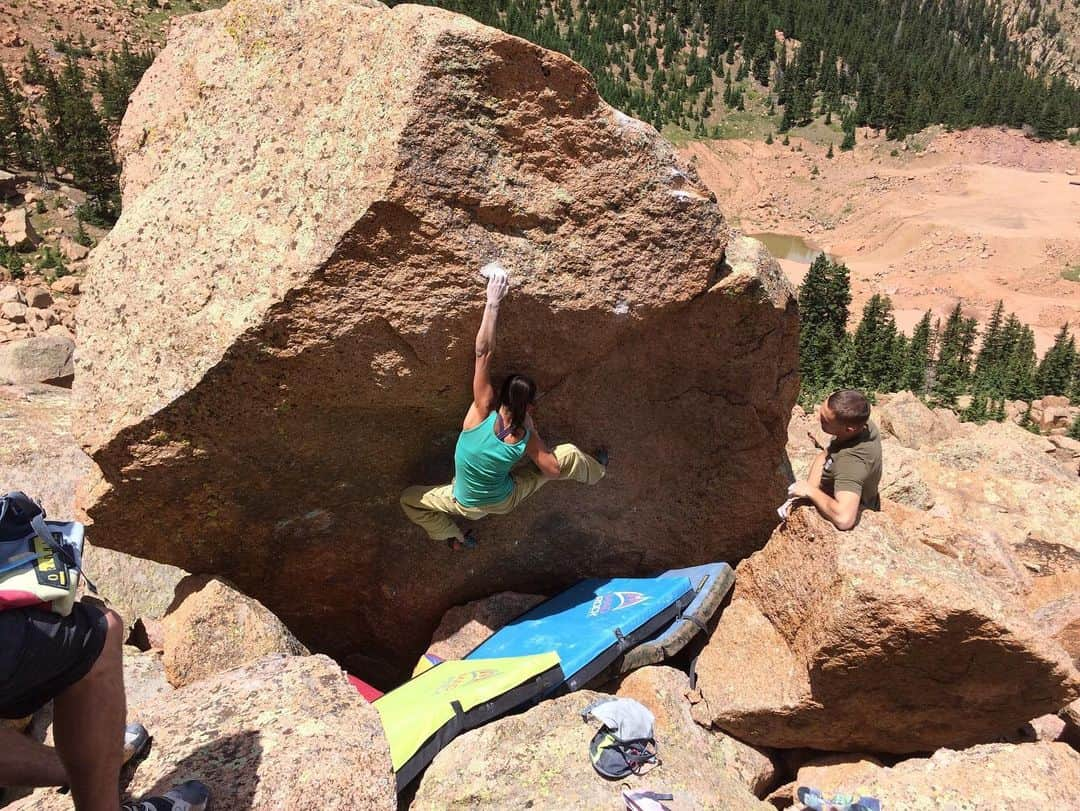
[3,0,1079,264]
[400,0,1080,141]
[0,43,154,226]
[798,253,1080,432]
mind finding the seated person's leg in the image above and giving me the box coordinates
[52,605,126,811]
[0,603,115,794]
[1,604,211,811]
[0,724,67,787]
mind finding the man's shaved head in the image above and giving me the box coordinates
[826,389,871,428]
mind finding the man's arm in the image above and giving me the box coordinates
[806,450,827,488]
[787,480,861,530]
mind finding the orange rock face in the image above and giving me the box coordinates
[692,509,1080,753]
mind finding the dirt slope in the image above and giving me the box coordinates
[682,127,1080,351]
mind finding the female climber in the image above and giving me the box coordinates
[400,265,607,550]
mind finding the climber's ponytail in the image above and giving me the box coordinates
[498,374,537,434]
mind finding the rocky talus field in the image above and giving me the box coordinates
[1,1,1079,809]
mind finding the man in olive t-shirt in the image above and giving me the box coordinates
[789,389,882,530]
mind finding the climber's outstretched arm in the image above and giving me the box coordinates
[464,269,509,428]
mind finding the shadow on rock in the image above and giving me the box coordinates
[134,731,262,811]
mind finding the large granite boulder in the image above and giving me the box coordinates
[162,575,309,687]
[918,422,1080,561]
[73,0,798,672]
[790,742,1080,810]
[122,647,175,715]
[0,384,92,514]
[413,685,769,809]
[691,508,1080,753]
[10,654,396,811]
[1030,575,1080,669]
[1063,699,1080,746]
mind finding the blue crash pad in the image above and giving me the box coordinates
[466,576,694,692]
[616,562,735,673]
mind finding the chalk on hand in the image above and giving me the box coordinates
[480,261,507,280]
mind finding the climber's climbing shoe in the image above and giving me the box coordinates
[447,530,478,552]
[121,780,210,811]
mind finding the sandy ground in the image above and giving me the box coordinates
[681,127,1080,352]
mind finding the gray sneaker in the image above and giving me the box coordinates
[121,780,210,811]
[123,723,151,763]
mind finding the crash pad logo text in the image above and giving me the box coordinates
[588,591,649,616]
[433,669,499,695]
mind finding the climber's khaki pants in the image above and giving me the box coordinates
[400,443,606,541]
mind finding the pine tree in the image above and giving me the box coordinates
[1002,320,1038,401]
[1034,97,1067,141]
[798,254,851,403]
[829,332,858,392]
[960,390,990,423]
[974,302,1005,380]
[96,41,156,126]
[1035,324,1077,397]
[47,56,120,222]
[765,131,773,145]
[826,142,834,159]
[882,83,908,140]
[902,310,933,394]
[852,294,899,391]
[74,217,93,248]
[778,103,793,133]
[0,64,32,166]
[840,126,856,151]
[971,300,1010,399]
[1019,402,1040,434]
[887,332,909,393]
[1068,413,1080,441]
[931,302,978,408]
[22,46,47,86]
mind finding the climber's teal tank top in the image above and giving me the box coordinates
[452,411,530,507]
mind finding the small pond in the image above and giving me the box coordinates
[747,232,835,264]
